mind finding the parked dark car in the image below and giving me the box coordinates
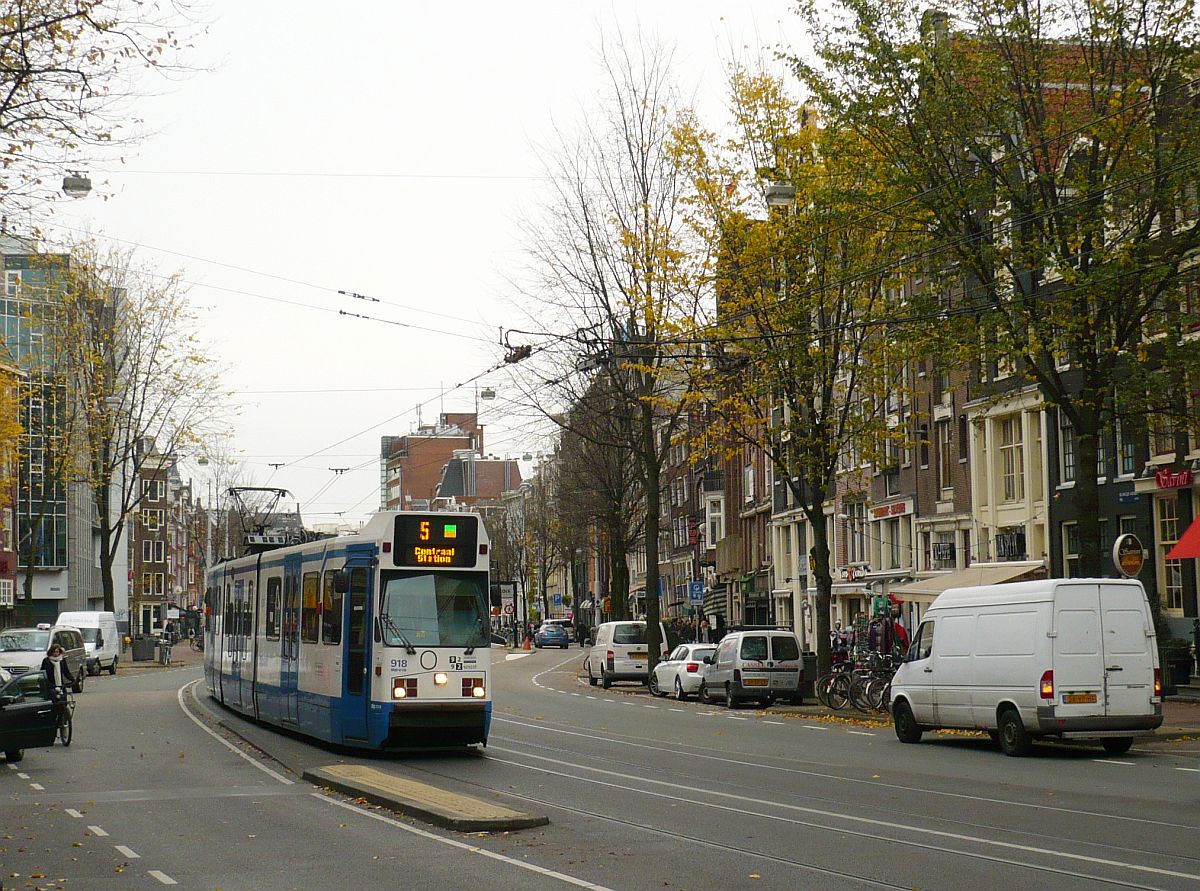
[533,623,570,649]
[0,671,59,763]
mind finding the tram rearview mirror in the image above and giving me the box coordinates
[333,569,351,594]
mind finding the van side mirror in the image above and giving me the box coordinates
[333,569,351,594]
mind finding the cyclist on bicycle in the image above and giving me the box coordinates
[40,643,76,709]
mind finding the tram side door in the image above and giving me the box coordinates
[282,554,302,726]
[341,547,375,741]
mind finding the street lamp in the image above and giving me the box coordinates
[62,171,92,198]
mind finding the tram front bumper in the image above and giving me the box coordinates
[385,701,489,748]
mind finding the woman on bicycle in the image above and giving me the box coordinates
[40,643,76,702]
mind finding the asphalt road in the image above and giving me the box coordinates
[4,648,1200,890]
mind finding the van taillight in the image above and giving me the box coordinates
[606,650,615,669]
[1154,668,1162,698]
[1039,670,1054,699]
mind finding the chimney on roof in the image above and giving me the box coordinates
[921,7,950,44]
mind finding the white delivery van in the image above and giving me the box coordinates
[56,611,120,676]
[700,628,804,708]
[890,578,1162,756]
[585,621,670,688]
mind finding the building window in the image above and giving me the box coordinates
[937,420,953,493]
[886,517,902,568]
[153,573,165,596]
[705,496,724,547]
[1059,413,1076,483]
[846,501,867,565]
[999,416,1025,502]
[142,540,152,562]
[918,424,929,467]
[933,531,955,570]
[1157,497,1184,613]
[958,414,968,460]
[743,464,755,503]
[0,578,12,607]
[1062,522,1080,577]
[1151,419,1175,458]
[154,540,165,562]
[142,479,163,502]
[142,509,164,531]
[1116,419,1137,476]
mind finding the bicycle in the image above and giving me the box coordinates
[190,632,204,653]
[158,637,173,666]
[56,688,74,747]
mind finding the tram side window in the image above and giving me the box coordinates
[322,570,343,645]
[265,577,281,639]
[223,584,233,637]
[301,571,321,643]
[244,581,254,649]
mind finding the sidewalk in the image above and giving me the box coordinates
[116,639,203,673]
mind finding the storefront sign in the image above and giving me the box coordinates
[871,498,913,520]
[1156,468,1194,489]
[1113,533,1145,578]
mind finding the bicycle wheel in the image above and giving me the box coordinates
[865,677,887,712]
[848,674,872,712]
[58,710,72,747]
[815,673,832,708]
[827,672,851,710]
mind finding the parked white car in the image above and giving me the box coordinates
[649,643,717,700]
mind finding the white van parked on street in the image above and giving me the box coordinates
[890,578,1163,756]
[585,621,669,688]
[56,611,120,676]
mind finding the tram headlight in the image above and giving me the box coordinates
[433,672,449,686]
[393,677,417,699]
[472,685,486,698]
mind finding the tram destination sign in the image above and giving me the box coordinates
[394,515,479,568]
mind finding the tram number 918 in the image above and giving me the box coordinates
[389,659,409,671]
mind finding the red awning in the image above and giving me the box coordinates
[1167,517,1200,559]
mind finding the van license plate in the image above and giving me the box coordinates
[1063,693,1097,704]
[744,677,768,687]
[630,652,647,661]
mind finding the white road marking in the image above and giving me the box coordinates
[148,870,177,885]
[586,696,597,700]
[1175,767,1200,773]
[505,653,532,661]
[488,745,1200,883]
[317,794,615,890]
[763,720,786,725]
[17,772,29,778]
[670,708,684,713]
[115,845,140,858]
[5,763,15,770]
[847,731,875,737]
[726,716,748,721]
[644,705,659,709]
[623,701,635,706]
[65,809,83,818]
[1092,759,1133,766]
[29,782,44,790]
[177,681,293,785]
[804,724,830,730]
[571,693,581,696]
[88,825,108,836]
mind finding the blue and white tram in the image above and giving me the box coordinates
[203,511,493,749]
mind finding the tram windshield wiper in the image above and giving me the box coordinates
[464,618,486,656]
[379,613,416,655]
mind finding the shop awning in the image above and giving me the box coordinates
[890,561,1045,604]
[1167,517,1200,559]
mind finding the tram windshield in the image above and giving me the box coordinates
[378,570,489,648]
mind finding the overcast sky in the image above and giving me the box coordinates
[44,1,801,525]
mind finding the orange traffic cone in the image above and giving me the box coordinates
[522,634,532,651]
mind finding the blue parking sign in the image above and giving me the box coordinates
[688,581,704,604]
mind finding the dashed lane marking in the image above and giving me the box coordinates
[1092,759,1134,766]
[644,705,659,709]
[1175,767,1200,773]
[29,782,44,790]
[17,772,29,778]
[505,653,533,661]
[148,870,178,885]
[65,809,83,818]
[763,721,786,725]
[115,845,140,858]
[669,708,684,713]
[847,731,875,737]
[804,725,830,730]
[88,825,108,836]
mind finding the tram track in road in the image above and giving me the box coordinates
[399,746,1180,890]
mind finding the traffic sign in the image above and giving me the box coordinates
[688,581,704,604]
[502,602,514,616]
[553,593,562,607]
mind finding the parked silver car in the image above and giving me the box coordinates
[0,625,87,693]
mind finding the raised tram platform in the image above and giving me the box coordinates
[303,764,550,831]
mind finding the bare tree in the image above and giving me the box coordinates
[518,34,708,670]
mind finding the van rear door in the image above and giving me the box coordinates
[1099,583,1155,718]
[1053,584,1105,718]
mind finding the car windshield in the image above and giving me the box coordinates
[378,570,489,648]
[771,636,800,660]
[689,647,716,662]
[613,623,646,645]
[0,630,49,652]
